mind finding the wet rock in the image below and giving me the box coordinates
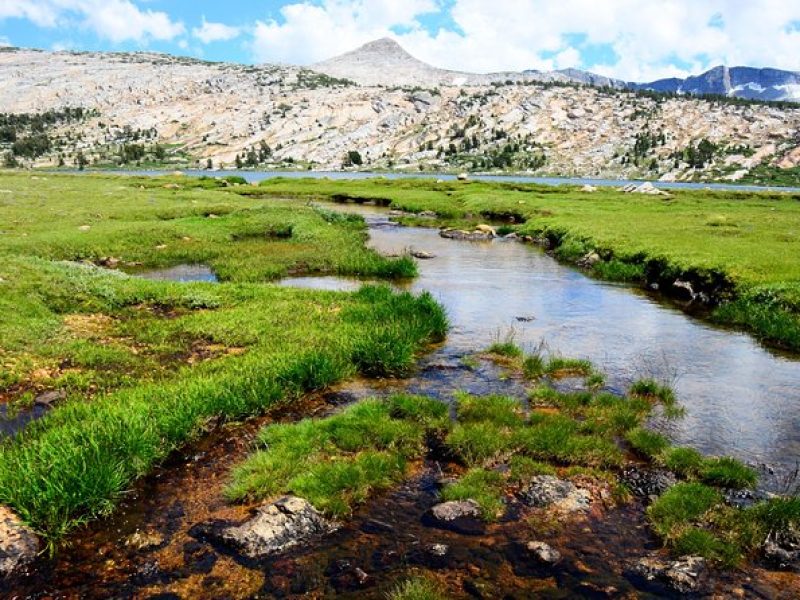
[419,210,437,218]
[628,555,706,594]
[763,526,800,569]
[0,506,40,578]
[361,518,394,534]
[457,172,469,181]
[200,496,338,558]
[429,543,449,557]
[503,232,519,239]
[97,256,120,268]
[672,279,697,301]
[526,541,561,565]
[518,476,591,513]
[33,389,66,407]
[475,224,496,236]
[326,559,372,592]
[515,315,535,322]
[411,250,435,259]
[621,466,677,500]
[424,499,485,535]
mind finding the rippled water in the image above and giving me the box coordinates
[133,264,218,283]
[290,204,800,487]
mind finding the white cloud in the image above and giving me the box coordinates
[251,0,438,64]
[0,0,185,44]
[0,36,10,48]
[249,0,800,81]
[192,17,241,44]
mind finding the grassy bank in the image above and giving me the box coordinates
[230,349,798,568]
[0,172,446,547]
[248,177,800,351]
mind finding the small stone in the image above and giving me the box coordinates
[429,543,449,557]
[411,250,435,259]
[457,172,469,181]
[78,225,91,231]
[526,541,561,565]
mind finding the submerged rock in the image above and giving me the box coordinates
[526,541,562,565]
[200,496,338,558]
[424,499,485,535]
[411,250,435,259]
[518,476,591,513]
[0,506,40,578]
[628,555,706,594]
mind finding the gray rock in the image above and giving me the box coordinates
[429,543,449,557]
[440,229,492,241]
[411,250,435,259]
[629,555,706,594]
[518,476,591,512]
[430,499,481,522]
[33,389,67,407]
[425,499,485,535]
[577,251,601,267]
[0,506,40,578]
[206,496,337,558]
[526,541,561,565]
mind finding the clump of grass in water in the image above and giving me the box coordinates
[387,575,450,600]
[441,468,506,520]
[226,396,448,516]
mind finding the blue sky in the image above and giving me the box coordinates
[1,1,799,81]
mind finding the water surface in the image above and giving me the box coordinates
[288,205,800,487]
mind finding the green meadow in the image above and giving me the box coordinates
[0,172,445,546]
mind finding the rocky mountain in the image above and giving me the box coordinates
[0,46,798,183]
[313,38,624,88]
[636,66,800,102]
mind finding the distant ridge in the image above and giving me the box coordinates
[312,37,625,89]
[313,38,799,102]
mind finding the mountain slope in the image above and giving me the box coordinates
[637,66,800,102]
[0,47,798,183]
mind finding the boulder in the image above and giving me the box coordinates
[411,250,435,259]
[580,184,597,193]
[526,541,561,565]
[475,224,496,236]
[628,555,706,594]
[0,506,40,578]
[518,476,591,513]
[457,172,469,181]
[200,496,338,559]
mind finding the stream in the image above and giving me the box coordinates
[5,201,800,598]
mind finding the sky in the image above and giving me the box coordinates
[1,1,799,82]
